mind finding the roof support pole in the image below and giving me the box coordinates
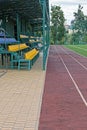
[42,0,50,70]
[42,0,46,70]
[16,13,20,41]
[46,25,48,46]
[1,17,6,30]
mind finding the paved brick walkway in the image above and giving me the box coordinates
[0,56,45,130]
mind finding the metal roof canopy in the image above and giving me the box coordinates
[0,0,50,70]
[0,0,45,23]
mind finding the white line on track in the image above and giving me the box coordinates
[61,46,87,71]
[60,55,87,107]
[54,46,87,107]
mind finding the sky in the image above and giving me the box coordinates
[49,0,87,25]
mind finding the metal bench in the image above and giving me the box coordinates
[10,48,39,70]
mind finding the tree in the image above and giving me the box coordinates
[51,5,65,44]
[71,4,87,44]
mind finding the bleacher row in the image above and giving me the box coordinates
[0,32,42,70]
[8,43,39,70]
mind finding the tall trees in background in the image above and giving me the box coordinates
[51,5,65,44]
[71,5,87,44]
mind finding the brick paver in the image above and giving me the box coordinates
[0,56,45,130]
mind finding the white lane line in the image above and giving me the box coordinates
[59,55,87,107]
[61,46,87,71]
[70,55,87,70]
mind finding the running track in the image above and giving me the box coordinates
[38,45,87,130]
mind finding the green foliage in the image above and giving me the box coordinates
[51,5,65,44]
[65,34,72,45]
[71,5,87,44]
[82,33,87,43]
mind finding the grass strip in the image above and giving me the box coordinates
[64,45,87,57]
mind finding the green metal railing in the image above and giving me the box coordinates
[40,0,50,70]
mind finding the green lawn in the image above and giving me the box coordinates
[64,45,87,57]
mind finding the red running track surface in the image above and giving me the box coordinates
[38,45,87,130]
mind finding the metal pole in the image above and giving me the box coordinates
[43,0,46,70]
[17,13,20,41]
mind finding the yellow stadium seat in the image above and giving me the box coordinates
[25,48,39,60]
[8,43,28,52]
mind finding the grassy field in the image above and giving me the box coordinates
[64,45,87,57]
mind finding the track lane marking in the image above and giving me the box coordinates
[61,46,87,71]
[59,55,87,107]
[54,46,87,107]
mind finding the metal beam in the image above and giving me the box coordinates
[16,13,20,41]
